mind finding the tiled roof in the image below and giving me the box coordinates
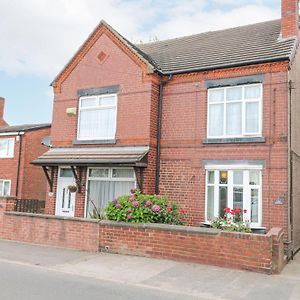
[0,123,51,133]
[137,19,296,74]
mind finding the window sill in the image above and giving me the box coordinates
[202,137,265,144]
[73,139,116,145]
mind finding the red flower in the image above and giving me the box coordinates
[243,209,247,213]
[224,208,231,213]
[235,208,241,214]
[167,207,172,213]
[179,208,186,214]
[231,209,236,215]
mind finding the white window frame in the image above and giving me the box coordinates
[85,167,136,217]
[207,83,263,138]
[205,165,263,227]
[0,138,15,158]
[77,94,118,141]
[0,179,11,197]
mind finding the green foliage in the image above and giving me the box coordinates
[105,189,185,225]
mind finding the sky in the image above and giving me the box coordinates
[0,0,280,125]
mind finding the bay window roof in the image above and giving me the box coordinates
[32,146,149,167]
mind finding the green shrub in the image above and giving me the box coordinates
[105,189,186,225]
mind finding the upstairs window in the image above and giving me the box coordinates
[0,180,11,197]
[0,138,14,158]
[77,94,117,140]
[207,84,262,138]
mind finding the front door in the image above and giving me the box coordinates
[56,168,76,217]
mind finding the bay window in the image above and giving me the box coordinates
[0,138,14,158]
[205,166,262,227]
[208,84,262,138]
[77,94,117,140]
[86,168,135,217]
[0,180,11,197]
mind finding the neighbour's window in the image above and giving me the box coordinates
[77,94,117,140]
[207,84,262,138]
[206,168,262,227]
[0,138,14,158]
[0,180,11,197]
[86,168,135,217]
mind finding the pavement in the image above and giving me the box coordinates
[0,239,299,300]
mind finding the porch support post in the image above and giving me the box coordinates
[70,166,82,193]
[134,166,144,193]
[42,166,53,192]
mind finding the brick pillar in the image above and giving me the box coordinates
[267,228,286,274]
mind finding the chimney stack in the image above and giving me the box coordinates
[281,0,299,39]
[0,97,8,127]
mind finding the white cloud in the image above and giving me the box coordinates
[0,0,280,78]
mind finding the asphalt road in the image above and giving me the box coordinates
[0,260,201,300]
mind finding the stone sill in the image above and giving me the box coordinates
[203,137,266,144]
[73,139,116,145]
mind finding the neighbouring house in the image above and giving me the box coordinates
[0,97,51,200]
[33,0,300,256]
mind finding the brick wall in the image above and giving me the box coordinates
[0,198,285,274]
[159,62,290,237]
[0,198,98,251]
[99,221,285,274]
[51,31,157,147]
[0,127,50,201]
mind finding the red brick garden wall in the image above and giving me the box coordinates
[0,198,285,274]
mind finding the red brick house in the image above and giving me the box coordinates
[33,0,300,255]
[0,97,51,200]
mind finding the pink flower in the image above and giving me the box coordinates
[127,208,132,213]
[133,201,139,207]
[116,203,121,208]
[157,194,161,198]
[151,205,160,212]
[145,200,152,207]
[129,194,135,201]
[127,214,132,220]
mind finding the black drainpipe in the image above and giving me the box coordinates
[155,74,173,194]
[15,132,22,198]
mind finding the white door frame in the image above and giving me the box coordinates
[56,167,76,217]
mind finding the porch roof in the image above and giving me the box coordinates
[32,146,149,167]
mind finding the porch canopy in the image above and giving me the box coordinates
[32,146,149,167]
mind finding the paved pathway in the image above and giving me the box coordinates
[0,240,299,300]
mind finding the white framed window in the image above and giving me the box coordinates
[77,94,117,141]
[205,165,262,227]
[0,138,14,158]
[0,180,11,197]
[85,167,136,217]
[207,84,262,138]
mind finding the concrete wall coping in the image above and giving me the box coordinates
[99,220,221,235]
[4,211,99,224]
